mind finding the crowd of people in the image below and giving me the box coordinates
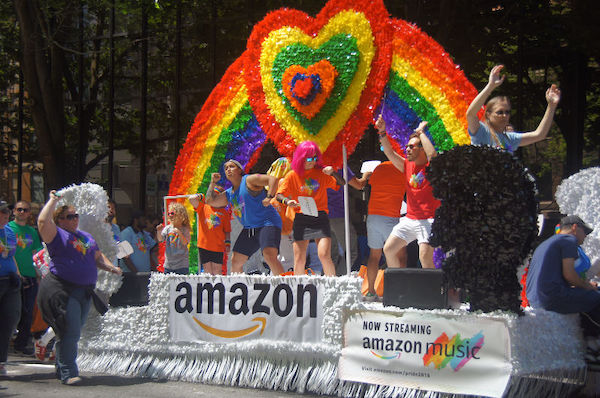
[3,64,598,382]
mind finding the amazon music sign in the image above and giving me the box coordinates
[168,276,324,343]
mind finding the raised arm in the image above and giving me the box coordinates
[205,173,228,207]
[518,84,561,147]
[416,121,436,161]
[37,190,60,243]
[375,115,405,173]
[246,173,279,207]
[466,64,505,135]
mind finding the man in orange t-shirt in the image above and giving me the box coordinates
[364,161,407,298]
[188,193,231,275]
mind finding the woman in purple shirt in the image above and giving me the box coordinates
[37,190,121,385]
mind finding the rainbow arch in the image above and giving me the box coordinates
[166,2,478,271]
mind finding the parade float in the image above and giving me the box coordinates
[69,0,591,396]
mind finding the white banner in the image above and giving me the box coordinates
[169,276,323,343]
[338,310,511,397]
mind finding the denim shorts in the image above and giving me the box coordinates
[367,214,399,249]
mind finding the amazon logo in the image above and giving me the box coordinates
[193,316,266,338]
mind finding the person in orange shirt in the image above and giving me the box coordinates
[188,193,231,275]
[276,141,345,276]
[364,161,407,300]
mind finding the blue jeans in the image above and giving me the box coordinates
[0,276,22,362]
[14,276,38,350]
[55,288,90,381]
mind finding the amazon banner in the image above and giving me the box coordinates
[338,310,511,398]
[168,276,324,343]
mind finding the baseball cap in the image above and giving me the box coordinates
[560,215,593,235]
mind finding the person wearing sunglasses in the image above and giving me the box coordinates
[206,159,284,275]
[156,202,191,275]
[0,199,21,375]
[466,64,561,152]
[36,191,121,385]
[376,116,439,270]
[276,141,346,276]
[8,200,43,356]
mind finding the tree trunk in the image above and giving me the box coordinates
[13,0,67,190]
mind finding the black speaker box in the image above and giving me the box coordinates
[383,268,448,310]
[109,272,151,307]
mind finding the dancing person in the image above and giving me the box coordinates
[525,216,600,334]
[364,160,406,300]
[9,200,43,355]
[36,191,122,385]
[0,200,21,375]
[156,202,191,275]
[188,193,231,275]
[120,210,157,272]
[276,141,345,276]
[466,64,561,152]
[376,116,439,269]
[206,159,284,275]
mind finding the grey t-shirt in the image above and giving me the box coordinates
[162,224,189,271]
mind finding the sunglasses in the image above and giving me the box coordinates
[494,110,510,116]
[16,208,30,213]
[168,212,176,216]
[406,144,422,150]
[305,156,318,162]
[61,214,79,220]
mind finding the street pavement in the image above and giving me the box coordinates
[0,353,324,398]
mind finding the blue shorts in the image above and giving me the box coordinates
[233,226,281,258]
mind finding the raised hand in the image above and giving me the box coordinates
[546,84,561,107]
[375,115,386,133]
[488,64,505,88]
[211,173,221,183]
[322,166,334,175]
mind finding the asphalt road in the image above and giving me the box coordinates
[0,353,324,398]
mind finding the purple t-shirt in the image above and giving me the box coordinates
[327,167,355,219]
[47,227,99,285]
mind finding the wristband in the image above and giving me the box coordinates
[377,131,386,138]
[224,240,231,245]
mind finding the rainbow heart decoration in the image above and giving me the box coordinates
[245,0,391,166]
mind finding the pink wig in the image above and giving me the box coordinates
[291,141,323,176]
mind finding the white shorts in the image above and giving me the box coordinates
[390,217,434,245]
[367,214,399,249]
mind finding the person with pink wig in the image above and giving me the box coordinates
[276,141,345,276]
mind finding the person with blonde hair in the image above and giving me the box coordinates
[156,202,191,275]
[466,64,561,152]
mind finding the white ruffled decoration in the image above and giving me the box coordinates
[78,273,585,396]
[54,183,122,296]
[555,167,600,265]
